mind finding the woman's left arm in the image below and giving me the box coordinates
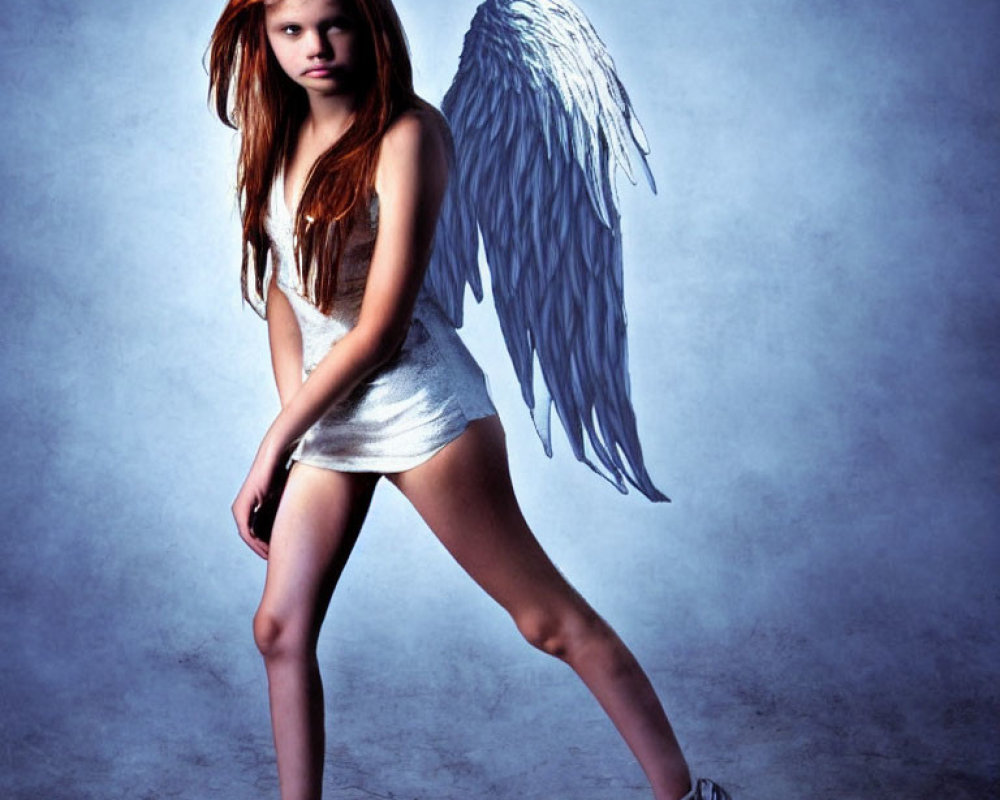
[232,111,449,548]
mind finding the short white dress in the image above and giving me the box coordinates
[257,176,496,473]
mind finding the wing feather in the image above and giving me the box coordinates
[426,0,668,501]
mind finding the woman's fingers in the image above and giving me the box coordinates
[237,508,270,559]
[231,439,292,560]
[232,479,271,560]
[243,526,270,560]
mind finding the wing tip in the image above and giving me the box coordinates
[646,487,672,504]
[642,157,658,195]
[609,470,672,504]
[577,438,672,503]
[623,471,672,503]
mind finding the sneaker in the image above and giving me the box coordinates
[680,777,733,800]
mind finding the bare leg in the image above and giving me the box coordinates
[387,416,692,800]
[253,463,380,800]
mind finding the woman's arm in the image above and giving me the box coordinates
[265,271,304,409]
[268,111,447,448]
[232,110,449,551]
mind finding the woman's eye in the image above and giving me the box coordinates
[326,16,353,32]
[281,25,301,36]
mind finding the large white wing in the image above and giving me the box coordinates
[425,0,668,502]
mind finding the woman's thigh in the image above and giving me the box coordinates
[387,416,587,620]
[258,463,380,641]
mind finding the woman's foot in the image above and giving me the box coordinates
[679,777,733,800]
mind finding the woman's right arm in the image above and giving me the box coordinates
[265,272,303,409]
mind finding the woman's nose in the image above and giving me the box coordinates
[305,29,333,59]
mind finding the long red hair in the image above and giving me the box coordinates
[207,0,428,314]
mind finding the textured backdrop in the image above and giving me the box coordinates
[1,1,997,799]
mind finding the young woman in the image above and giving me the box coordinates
[208,1,726,798]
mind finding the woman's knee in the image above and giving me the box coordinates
[514,604,608,661]
[253,607,311,659]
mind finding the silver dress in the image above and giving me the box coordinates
[261,177,496,473]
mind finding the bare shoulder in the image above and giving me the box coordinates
[376,108,451,188]
[383,107,450,151]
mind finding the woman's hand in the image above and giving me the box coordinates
[231,434,288,560]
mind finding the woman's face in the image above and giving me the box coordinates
[264,0,366,97]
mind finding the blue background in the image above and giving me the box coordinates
[1,1,997,798]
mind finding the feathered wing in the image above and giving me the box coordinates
[425,0,668,502]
